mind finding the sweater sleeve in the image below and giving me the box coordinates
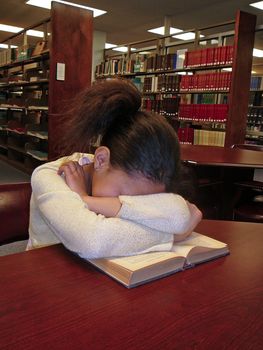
[30,156,174,259]
[118,193,191,234]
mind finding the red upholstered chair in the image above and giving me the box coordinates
[0,182,31,245]
[231,144,263,223]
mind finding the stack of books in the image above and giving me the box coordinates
[184,46,234,68]
[180,72,232,91]
[179,104,228,122]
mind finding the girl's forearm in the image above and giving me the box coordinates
[81,195,121,217]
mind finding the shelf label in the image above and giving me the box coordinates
[56,62,65,81]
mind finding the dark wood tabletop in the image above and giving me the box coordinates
[1,220,263,349]
[180,144,263,168]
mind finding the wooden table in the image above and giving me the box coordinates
[181,144,263,168]
[180,145,263,219]
[0,220,262,349]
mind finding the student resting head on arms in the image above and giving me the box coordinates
[28,78,202,259]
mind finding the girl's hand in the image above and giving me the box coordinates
[173,202,202,242]
[58,161,87,196]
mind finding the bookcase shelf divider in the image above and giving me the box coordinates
[225,11,256,147]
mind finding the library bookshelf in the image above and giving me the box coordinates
[95,10,256,148]
[0,2,93,173]
[247,74,263,145]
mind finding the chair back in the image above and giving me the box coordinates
[0,182,31,244]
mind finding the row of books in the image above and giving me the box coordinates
[177,126,226,146]
[96,44,233,76]
[0,41,48,67]
[180,72,232,91]
[0,96,48,110]
[179,104,229,122]
[250,76,263,91]
[192,93,219,104]
[248,91,263,106]
[143,75,181,93]
[142,96,180,117]
[95,52,183,77]
[247,107,263,126]
[193,129,226,146]
[142,50,186,72]
[184,45,234,68]
[132,74,231,95]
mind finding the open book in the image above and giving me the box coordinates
[88,232,229,288]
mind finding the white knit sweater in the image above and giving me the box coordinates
[28,153,192,259]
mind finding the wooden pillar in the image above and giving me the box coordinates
[225,11,256,147]
[48,2,93,158]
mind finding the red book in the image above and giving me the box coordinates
[206,48,215,66]
[215,47,223,65]
[184,51,189,68]
[200,49,207,66]
[226,46,234,64]
[220,46,227,65]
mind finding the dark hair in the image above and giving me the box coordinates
[59,78,187,194]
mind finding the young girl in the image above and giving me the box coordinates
[28,78,202,258]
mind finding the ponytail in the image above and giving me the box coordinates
[58,78,141,155]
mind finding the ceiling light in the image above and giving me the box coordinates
[112,47,136,53]
[138,51,152,55]
[105,43,117,49]
[26,29,44,37]
[0,44,18,49]
[178,72,193,75]
[211,39,219,44]
[0,23,50,38]
[222,67,232,71]
[173,32,204,40]
[0,24,22,33]
[250,1,263,10]
[253,48,263,57]
[26,0,106,17]
[148,26,182,35]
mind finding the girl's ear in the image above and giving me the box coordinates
[94,146,111,170]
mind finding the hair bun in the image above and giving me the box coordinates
[58,78,142,155]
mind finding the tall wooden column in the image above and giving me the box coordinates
[225,11,256,147]
[48,2,93,158]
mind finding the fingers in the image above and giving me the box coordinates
[58,161,83,176]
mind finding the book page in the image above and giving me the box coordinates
[107,251,181,271]
[172,232,228,265]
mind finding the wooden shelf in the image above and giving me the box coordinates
[0,2,93,171]
[95,64,233,79]
[0,52,49,71]
[0,79,49,88]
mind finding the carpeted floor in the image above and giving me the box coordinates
[0,160,30,256]
[0,159,30,184]
[0,240,28,256]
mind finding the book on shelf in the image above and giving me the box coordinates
[32,41,47,57]
[88,232,229,288]
[177,126,194,144]
[176,49,188,69]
